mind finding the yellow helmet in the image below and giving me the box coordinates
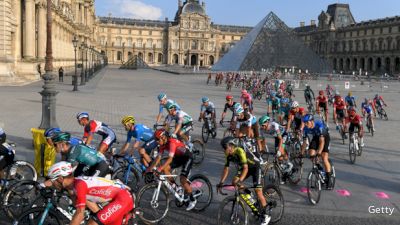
[121,116,135,125]
[348,91,352,96]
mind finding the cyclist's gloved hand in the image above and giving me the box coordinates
[276,151,282,158]
[171,133,177,139]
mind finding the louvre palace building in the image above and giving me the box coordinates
[1,1,399,83]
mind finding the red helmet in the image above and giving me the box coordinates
[319,90,324,95]
[226,95,233,101]
[349,110,356,117]
[154,129,167,140]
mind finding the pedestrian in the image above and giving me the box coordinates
[37,64,42,78]
[58,67,64,82]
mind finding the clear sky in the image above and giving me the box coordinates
[95,0,400,27]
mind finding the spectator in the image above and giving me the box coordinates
[58,67,64,82]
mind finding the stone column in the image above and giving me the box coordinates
[13,0,22,60]
[37,4,46,60]
[81,4,85,24]
[390,57,395,74]
[24,0,36,59]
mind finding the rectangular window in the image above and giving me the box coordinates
[149,31,152,35]
[137,39,142,48]
[389,27,392,33]
[231,36,235,40]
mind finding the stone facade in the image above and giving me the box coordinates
[0,0,97,83]
[96,0,252,67]
[295,3,400,75]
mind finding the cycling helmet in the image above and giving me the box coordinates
[226,95,233,101]
[48,161,73,180]
[258,115,271,125]
[44,127,61,138]
[201,96,209,103]
[348,92,352,96]
[166,102,177,110]
[281,98,289,104]
[319,90,324,95]
[154,129,167,140]
[270,91,276,97]
[235,105,244,114]
[291,101,299,108]
[157,93,167,101]
[51,132,71,143]
[121,116,135,125]
[364,97,369,102]
[220,136,237,149]
[375,94,379,98]
[335,91,340,96]
[76,112,89,120]
[302,114,314,123]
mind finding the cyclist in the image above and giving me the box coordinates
[119,116,157,167]
[325,84,334,97]
[345,92,357,108]
[76,112,116,154]
[301,114,333,190]
[278,97,291,125]
[286,83,294,98]
[220,95,237,124]
[304,84,315,108]
[217,137,271,225]
[148,129,197,211]
[316,90,329,125]
[46,161,133,225]
[373,94,387,117]
[51,132,109,177]
[286,101,306,133]
[198,97,217,137]
[333,93,347,138]
[347,107,364,147]
[234,104,262,152]
[0,128,15,179]
[241,89,253,113]
[270,92,281,120]
[259,115,293,174]
[155,92,181,127]
[361,98,375,132]
[165,102,194,149]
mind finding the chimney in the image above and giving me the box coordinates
[300,22,305,27]
[311,20,316,26]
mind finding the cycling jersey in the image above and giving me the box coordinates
[304,89,315,99]
[304,120,330,153]
[289,107,305,128]
[361,102,373,114]
[74,177,133,225]
[225,147,256,169]
[333,98,346,110]
[260,122,285,138]
[345,96,356,107]
[166,110,193,125]
[200,101,216,114]
[271,98,281,111]
[373,96,384,107]
[67,144,106,167]
[317,95,327,103]
[236,112,257,128]
[84,120,116,147]
[0,142,15,170]
[348,114,362,125]
[241,93,252,104]
[158,138,188,158]
[159,99,181,114]
[223,102,238,113]
[126,124,154,144]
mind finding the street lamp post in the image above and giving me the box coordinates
[72,36,79,91]
[80,42,86,85]
[39,0,59,129]
[85,44,88,82]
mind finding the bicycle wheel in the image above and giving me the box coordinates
[307,170,321,205]
[349,138,356,164]
[382,109,388,120]
[357,137,363,156]
[329,159,336,189]
[262,163,280,188]
[111,166,140,192]
[201,123,210,143]
[13,207,65,225]
[192,139,205,165]
[189,174,213,211]
[217,196,248,225]
[6,160,37,181]
[3,180,42,219]
[264,184,284,224]
[136,183,170,224]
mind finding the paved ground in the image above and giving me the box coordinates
[1,67,399,224]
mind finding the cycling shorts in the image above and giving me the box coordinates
[143,139,158,155]
[349,123,362,134]
[336,109,345,120]
[170,152,193,178]
[318,102,328,111]
[101,133,116,149]
[309,134,330,153]
[74,161,110,177]
[235,166,262,189]
[92,189,134,225]
[181,122,193,134]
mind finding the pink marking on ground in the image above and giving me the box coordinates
[223,186,236,191]
[299,187,309,193]
[336,189,351,197]
[191,181,204,188]
[375,192,390,199]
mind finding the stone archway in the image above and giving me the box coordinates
[352,58,357,71]
[148,53,153,63]
[385,57,391,73]
[345,58,351,72]
[360,58,365,71]
[395,57,400,72]
[138,52,143,59]
[376,57,382,70]
[333,58,337,70]
[172,54,178,64]
[191,54,197,66]
[368,58,373,71]
[209,55,215,65]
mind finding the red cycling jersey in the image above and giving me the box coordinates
[74,177,133,225]
[347,114,362,124]
[317,96,327,103]
[289,107,305,117]
[334,98,346,110]
[159,138,187,158]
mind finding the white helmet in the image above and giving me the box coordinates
[48,161,73,180]
[291,101,299,108]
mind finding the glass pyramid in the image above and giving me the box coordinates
[212,12,332,73]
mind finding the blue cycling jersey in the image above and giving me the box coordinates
[361,102,373,114]
[345,96,356,106]
[200,101,216,113]
[126,124,154,144]
[304,120,329,138]
[159,99,181,114]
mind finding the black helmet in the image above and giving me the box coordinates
[220,137,237,149]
